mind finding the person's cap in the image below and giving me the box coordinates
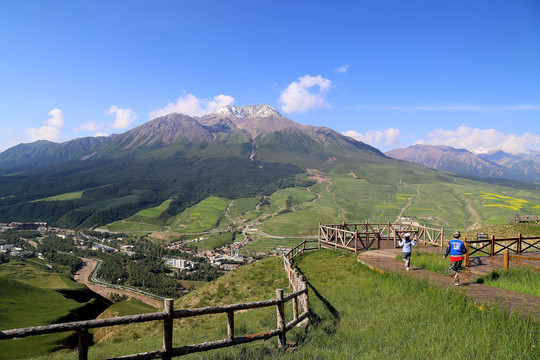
[404,233,410,238]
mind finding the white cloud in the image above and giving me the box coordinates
[25,125,62,142]
[94,131,109,137]
[108,106,137,129]
[74,120,105,132]
[343,127,401,147]
[419,126,540,154]
[335,64,349,73]
[24,108,66,143]
[279,75,332,114]
[46,108,65,127]
[149,94,235,119]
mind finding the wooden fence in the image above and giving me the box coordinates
[503,249,540,271]
[465,234,540,267]
[318,221,444,251]
[284,239,320,263]
[319,223,381,253]
[0,284,310,360]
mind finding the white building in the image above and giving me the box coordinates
[0,244,15,252]
[167,258,196,269]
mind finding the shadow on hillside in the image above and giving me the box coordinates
[295,268,340,337]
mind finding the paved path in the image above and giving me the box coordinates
[74,258,163,309]
[357,245,540,321]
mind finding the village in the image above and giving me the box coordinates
[0,221,262,275]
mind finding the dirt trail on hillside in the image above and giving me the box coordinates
[396,184,420,221]
[459,195,482,230]
[74,258,162,309]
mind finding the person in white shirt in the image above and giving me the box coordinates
[398,233,415,271]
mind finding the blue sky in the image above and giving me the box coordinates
[1,0,539,154]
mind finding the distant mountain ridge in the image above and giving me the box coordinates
[0,104,381,170]
[0,136,112,171]
[385,144,540,182]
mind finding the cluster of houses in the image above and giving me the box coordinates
[164,236,255,272]
[0,243,33,257]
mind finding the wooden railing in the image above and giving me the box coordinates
[319,221,444,249]
[0,287,310,360]
[465,234,540,266]
[284,238,319,263]
[319,224,381,253]
[503,249,540,271]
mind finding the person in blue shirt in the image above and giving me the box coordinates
[398,233,415,271]
[444,231,467,285]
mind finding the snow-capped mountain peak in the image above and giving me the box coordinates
[216,104,280,118]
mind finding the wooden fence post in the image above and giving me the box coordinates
[77,328,88,360]
[318,223,321,250]
[163,299,174,360]
[518,233,522,254]
[276,289,286,348]
[227,310,235,343]
[504,249,509,270]
[301,276,310,316]
[465,242,470,268]
[491,235,495,256]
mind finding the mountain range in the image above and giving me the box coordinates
[385,145,540,183]
[1,104,539,232]
[0,105,385,228]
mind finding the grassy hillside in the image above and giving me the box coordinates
[0,260,109,359]
[98,157,540,245]
[25,250,539,360]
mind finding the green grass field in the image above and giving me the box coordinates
[168,196,231,233]
[32,191,84,202]
[189,232,236,251]
[242,237,304,255]
[0,261,95,359]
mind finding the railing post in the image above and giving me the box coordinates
[491,235,495,256]
[77,328,89,360]
[276,289,286,348]
[518,233,522,254]
[318,223,321,250]
[292,295,298,321]
[301,276,310,316]
[227,310,235,343]
[163,299,174,360]
[465,242,469,267]
[504,249,509,270]
[441,227,444,246]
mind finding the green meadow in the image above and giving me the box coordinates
[0,260,103,359]
[97,165,540,257]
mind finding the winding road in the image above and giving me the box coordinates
[74,258,163,309]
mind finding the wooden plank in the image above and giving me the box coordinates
[0,312,166,340]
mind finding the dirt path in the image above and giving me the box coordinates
[459,194,483,230]
[396,184,420,221]
[358,248,540,321]
[74,258,162,309]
